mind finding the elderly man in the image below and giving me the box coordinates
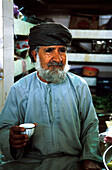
[0,23,102,169]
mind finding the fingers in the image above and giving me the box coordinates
[80,160,101,170]
[10,126,25,133]
[10,126,29,149]
[10,133,27,140]
[11,139,29,149]
[10,124,36,149]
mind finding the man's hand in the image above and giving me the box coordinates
[104,136,112,143]
[80,160,102,170]
[9,126,29,149]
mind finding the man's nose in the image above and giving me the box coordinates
[52,49,62,63]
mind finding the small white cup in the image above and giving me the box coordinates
[19,123,35,138]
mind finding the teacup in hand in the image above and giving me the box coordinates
[19,123,36,138]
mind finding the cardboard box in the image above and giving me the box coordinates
[69,14,99,29]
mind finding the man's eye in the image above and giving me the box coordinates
[59,48,66,53]
[45,48,54,53]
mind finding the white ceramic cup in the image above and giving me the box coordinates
[19,123,35,138]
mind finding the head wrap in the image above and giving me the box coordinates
[28,23,72,47]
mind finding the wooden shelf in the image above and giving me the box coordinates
[68,53,112,63]
[14,57,35,77]
[70,29,112,39]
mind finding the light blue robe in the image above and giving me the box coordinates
[0,72,102,164]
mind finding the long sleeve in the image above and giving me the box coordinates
[79,83,102,162]
[0,72,102,163]
[0,86,25,160]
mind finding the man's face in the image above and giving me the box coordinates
[38,45,66,71]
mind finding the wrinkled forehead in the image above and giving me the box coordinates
[39,45,67,49]
[38,46,67,54]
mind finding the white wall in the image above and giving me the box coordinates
[38,14,71,27]
[0,0,14,113]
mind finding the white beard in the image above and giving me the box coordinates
[34,54,69,84]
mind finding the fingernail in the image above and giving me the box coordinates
[23,143,27,146]
[25,134,28,138]
[21,128,25,132]
[25,139,29,142]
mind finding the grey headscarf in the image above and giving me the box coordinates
[28,22,72,47]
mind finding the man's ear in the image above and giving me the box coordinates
[31,49,37,62]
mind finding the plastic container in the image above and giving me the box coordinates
[69,68,82,75]
[82,66,99,77]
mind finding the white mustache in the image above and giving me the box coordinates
[47,61,63,67]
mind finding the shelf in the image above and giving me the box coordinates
[83,77,97,86]
[70,29,112,39]
[14,57,35,77]
[14,19,112,39]
[14,56,97,86]
[14,19,112,69]
[68,53,112,63]
[14,19,35,35]
[14,19,35,77]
